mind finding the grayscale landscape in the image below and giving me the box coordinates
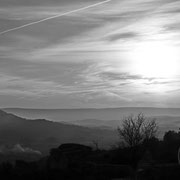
[0,0,180,179]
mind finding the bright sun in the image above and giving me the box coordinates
[130,41,180,78]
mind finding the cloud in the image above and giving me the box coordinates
[0,144,41,155]
[0,0,111,35]
[106,32,138,42]
[0,6,66,21]
[0,73,71,98]
[0,0,180,108]
[0,0,91,7]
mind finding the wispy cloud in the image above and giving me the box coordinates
[0,0,180,108]
[0,0,111,35]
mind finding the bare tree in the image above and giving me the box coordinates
[117,113,158,148]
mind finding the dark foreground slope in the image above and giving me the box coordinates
[1,141,180,180]
[0,110,118,154]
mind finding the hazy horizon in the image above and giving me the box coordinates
[2,106,180,110]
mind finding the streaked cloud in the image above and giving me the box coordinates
[0,0,180,108]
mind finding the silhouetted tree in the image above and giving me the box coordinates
[117,113,158,148]
[162,130,180,163]
[163,130,180,143]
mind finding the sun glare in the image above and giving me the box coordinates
[130,41,180,78]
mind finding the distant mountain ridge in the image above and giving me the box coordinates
[0,110,118,154]
[65,119,122,129]
[67,116,180,137]
[3,107,180,122]
[2,108,180,141]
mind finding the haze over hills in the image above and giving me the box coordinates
[0,107,180,163]
[0,110,118,155]
[68,116,180,137]
[3,107,180,122]
[65,119,122,129]
[3,107,180,138]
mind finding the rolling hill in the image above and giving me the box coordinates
[3,107,180,122]
[0,110,118,154]
[66,116,180,137]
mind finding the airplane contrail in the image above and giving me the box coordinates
[0,0,111,35]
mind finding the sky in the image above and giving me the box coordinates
[0,0,180,108]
